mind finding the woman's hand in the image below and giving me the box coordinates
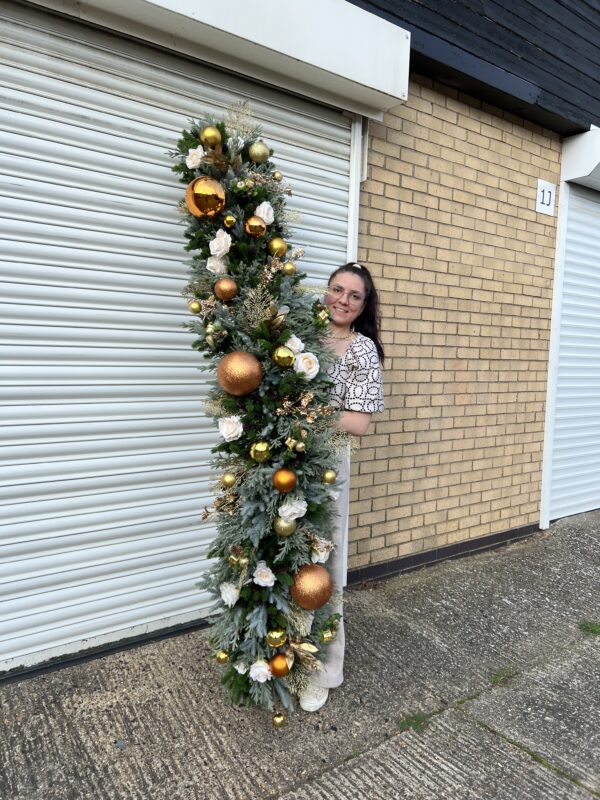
[337,410,372,436]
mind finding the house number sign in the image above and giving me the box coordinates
[536,179,556,216]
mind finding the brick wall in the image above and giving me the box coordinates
[348,75,562,571]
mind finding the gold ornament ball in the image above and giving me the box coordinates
[273,170,283,182]
[272,713,286,729]
[244,215,267,238]
[217,351,262,396]
[215,650,229,664]
[268,237,288,258]
[322,469,337,485]
[273,516,297,537]
[272,468,297,494]
[290,564,333,611]
[269,653,290,678]
[221,472,236,489]
[282,261,296,276]
[295,442,306,453]
[200,125,222,148]
[213,276,238,302]
[272,346,295,367]
[250,441,271,462]
[185,176,226,218]
[188,299,201,314]
[248,140,270,164]
[266,629,287,648]
[223,213,236,228]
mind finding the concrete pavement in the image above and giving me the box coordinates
[1,511,599,799]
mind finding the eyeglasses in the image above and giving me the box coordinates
[327,284,365,306]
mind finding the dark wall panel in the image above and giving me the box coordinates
[347,0,600,134]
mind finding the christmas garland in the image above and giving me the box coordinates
[171,105,342,725]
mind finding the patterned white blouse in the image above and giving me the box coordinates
[327,332,384,413]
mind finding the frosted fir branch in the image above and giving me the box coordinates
[273,680,295,711]
[245,604,268,637]
[249,681,274,710]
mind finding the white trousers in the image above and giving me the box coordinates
[317,446,350,689]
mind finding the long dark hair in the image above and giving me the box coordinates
[328,262,385,364]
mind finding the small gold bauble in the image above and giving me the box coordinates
[268,237,287,258]
[213,276,238,302]
[185,176,226,218]
[272,713,286,729]
[221,472,236,489]
[188,299,201,314]
[266,629,287,648]
[269,653,290,678]
[228,554,240,568]
[215,650,229,664]
[273,171,283,182]
[282,261,296,276]
[217,351,262,396]
[223,213,236,228]
[272,346,295,367]
[250,441,271,462]
[273,516,297,537]
[295,442,306,453]
[320,628,336,644]
[272,468,297,494]
[238,556,250,569]
[200,125,222,148]
[290,564,333,610]
[248,140,270,164]
[244,215,267,238]
[322,469,337,485]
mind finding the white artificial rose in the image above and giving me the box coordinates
[218,415,243,442]
[206,256,227,274]
[209,229,232,258]
[254,201,274,225]
[293,352,320,380]
[252,560,276,587]
[234,661,248,674]
[311,537,334,564]
[185,146,205,168]
[249,659,272,683]
[219,582,240,608]
[285,335,305,354]
[278,498,308,523]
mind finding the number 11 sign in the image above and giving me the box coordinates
[536,179,556,216]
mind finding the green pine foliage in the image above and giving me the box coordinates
[171,106,342,711]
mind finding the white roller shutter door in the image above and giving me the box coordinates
[546,184,600,521]
[0,3,356,672]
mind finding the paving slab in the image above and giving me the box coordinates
[0,512,599,800]
[278,709,592,800]
[467,637,600,794]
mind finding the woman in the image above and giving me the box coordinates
[299,262,385,712]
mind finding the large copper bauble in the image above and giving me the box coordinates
[268,237,287,258]
[269,653,290,678]
[217,351,262,396]
[200,125,222,148]
[273,516,297,537]
[266,629,287,648]
[290,564,333,610]
[272,468,297,494]
[272,346,295,367]
[244,215,267,238]
[213,277,238,301]
[185,176,226,218]
[248,140,270,164]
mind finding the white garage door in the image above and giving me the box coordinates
[0,2,356,672]
[544,184,600,524]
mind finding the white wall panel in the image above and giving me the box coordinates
[0,2,355,671]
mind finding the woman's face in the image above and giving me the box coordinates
[326,271,367,328]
